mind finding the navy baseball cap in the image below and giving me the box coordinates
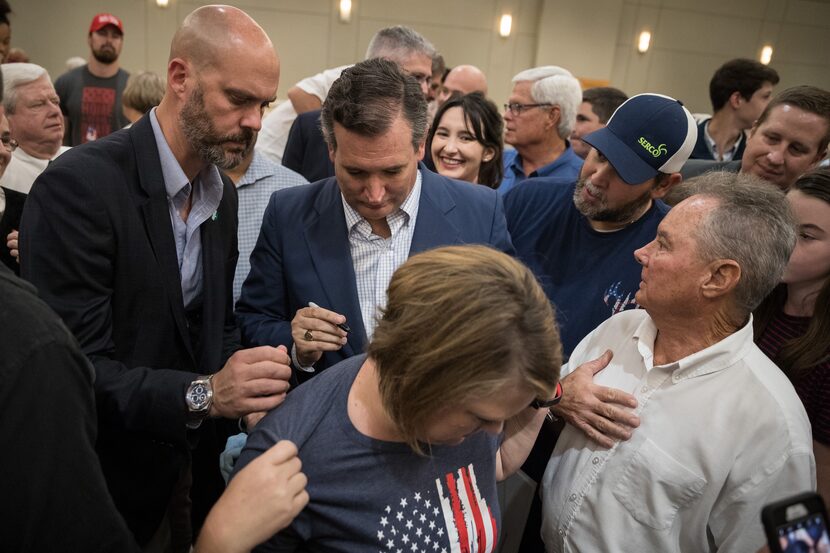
[582,93,697,185]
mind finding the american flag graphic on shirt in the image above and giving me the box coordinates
[374,464,497,553]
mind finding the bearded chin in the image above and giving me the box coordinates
[92,49,118,64]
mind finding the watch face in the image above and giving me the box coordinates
[188,381,211,411]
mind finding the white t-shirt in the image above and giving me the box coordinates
[255,65,351,164]
[0,145,71,197]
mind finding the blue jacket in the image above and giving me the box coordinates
[236,166,514,375]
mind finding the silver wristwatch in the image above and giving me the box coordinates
[185,374,215,424]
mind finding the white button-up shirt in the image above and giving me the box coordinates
[342,171,421,339]
[542,309,815,553]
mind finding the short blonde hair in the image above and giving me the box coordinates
[368,245,562,454]
[121,71,164,115]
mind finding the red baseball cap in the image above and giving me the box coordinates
[89,13,124,35]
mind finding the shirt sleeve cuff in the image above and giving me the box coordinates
[291,343,316,373]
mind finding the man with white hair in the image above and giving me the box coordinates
[0,63,70,194]
[499,65,584,195]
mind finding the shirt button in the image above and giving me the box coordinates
[592,457,599,465]
[641,386,649,393]
[558,529,565,536]
[569,493,577,501]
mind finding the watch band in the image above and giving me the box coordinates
[530,381,563,409]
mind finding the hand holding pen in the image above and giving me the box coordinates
[290,301,350,367]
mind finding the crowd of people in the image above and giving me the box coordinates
[0,2,828,553]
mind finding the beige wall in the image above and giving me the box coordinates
[8,0,830,113]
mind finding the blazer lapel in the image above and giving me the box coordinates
[131,117,195,363]
[304,181,365,355]
[410,169,461,254]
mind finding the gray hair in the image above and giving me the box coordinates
[365,25,436,64]
[512,65,582,139]
[1,63,50,113]
[321,58,428,152]
[684,171,797,315]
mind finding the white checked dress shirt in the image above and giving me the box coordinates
[542,309,815,553]
[341,171,422,340]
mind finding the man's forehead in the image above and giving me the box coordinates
[580,101,600,118]
[509,80,534,99]
[333,118,417,152]
[20,76,55,93]
[758,103,828,146]
[399,53,431,74]
[666,195,716,229]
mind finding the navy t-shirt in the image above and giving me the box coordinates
[504,177,669,356]
[235,354,502,552]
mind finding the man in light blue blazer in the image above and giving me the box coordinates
[236,58,513,381]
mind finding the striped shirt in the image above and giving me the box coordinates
[342,170,422,339]
[757,310,830,444]
[234,151,308,304]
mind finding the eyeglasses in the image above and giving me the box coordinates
[504,102,553,116]
[530,381,563,409]
[1,134,18,152]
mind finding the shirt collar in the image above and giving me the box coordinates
[703,119,743,161]
[342,167,422,232]
[508,144,578,178]
[632,312,756,383]
[149,108,224,202]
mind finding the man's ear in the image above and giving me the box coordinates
[546,105,561,131]
[728,90,744,110]
[701,259,741,300]
[327,143,336,164]
[651,173,682,199]
[167,58,188,98]
[416,139,426,162]
[810,145,828,169]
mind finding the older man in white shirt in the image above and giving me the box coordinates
[542,171,815,553]
[0,63,70,194]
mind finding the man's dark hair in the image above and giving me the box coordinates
[709,58,780,112]
[755,85,830,154]
[431,53,446,77]
[0,0,10,27]
[581,87,628,124]
[321,58,428,151]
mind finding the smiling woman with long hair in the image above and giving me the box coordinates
[427,92,504,189]
[755,167,830,505]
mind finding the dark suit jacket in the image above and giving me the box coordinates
[236,166,514,376]
[282,110,334,183]
[19,115,240,545]
[0,186,26,273]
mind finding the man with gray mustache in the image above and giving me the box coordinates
[505,93,696,360]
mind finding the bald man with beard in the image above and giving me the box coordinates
[20,6,293,550]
